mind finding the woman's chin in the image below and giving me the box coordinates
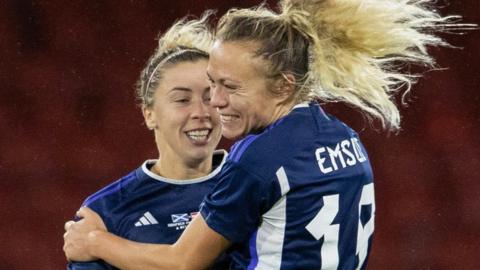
[221,127,244,141]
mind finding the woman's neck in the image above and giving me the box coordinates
[269,100,297,125]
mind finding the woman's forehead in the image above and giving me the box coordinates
[155,61,209,93]
[208,41,267,80]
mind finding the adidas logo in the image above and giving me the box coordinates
[135,211,159,227]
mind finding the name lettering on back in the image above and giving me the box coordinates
[315,138,367,174]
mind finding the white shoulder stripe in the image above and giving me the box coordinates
[276,167,291,196]
[252,167,290,269]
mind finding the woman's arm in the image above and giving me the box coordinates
[64,207,230,270]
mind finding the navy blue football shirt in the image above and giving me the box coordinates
[68,150,229,270]
[200,103,375,269]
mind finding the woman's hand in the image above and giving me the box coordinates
[63,207,107,261]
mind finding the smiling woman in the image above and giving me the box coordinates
[64,13,229,270]
[206,41,283,139]
[144,60,221,174]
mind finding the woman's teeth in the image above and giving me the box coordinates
[220,115,235,122]
[186,129,209,141]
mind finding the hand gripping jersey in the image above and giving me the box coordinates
[68,150,229,270]
[200,103,375,270]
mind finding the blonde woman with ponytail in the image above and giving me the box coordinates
[64,1,475,269]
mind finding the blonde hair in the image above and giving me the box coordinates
[137,12,214,108]
[216,0,476,131]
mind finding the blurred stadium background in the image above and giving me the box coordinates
[0,0,479,269]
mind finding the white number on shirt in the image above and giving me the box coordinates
[305,183,375,270]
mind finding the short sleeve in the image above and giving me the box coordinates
[200,161,280,243]
[67,197,117,270]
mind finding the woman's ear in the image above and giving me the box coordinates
[280,73,296,94]
[274,73,296,102]
[143,106,157,130]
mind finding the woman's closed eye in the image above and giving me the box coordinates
[224,84,237,90]
[175,98,190,103]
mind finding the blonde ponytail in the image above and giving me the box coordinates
[280,0,476,130]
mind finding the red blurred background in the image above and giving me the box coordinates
[0,0,478,269]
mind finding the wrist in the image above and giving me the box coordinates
[86,230,106,259]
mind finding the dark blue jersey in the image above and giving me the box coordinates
[200,103,375,270]
[68,150,229,270]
